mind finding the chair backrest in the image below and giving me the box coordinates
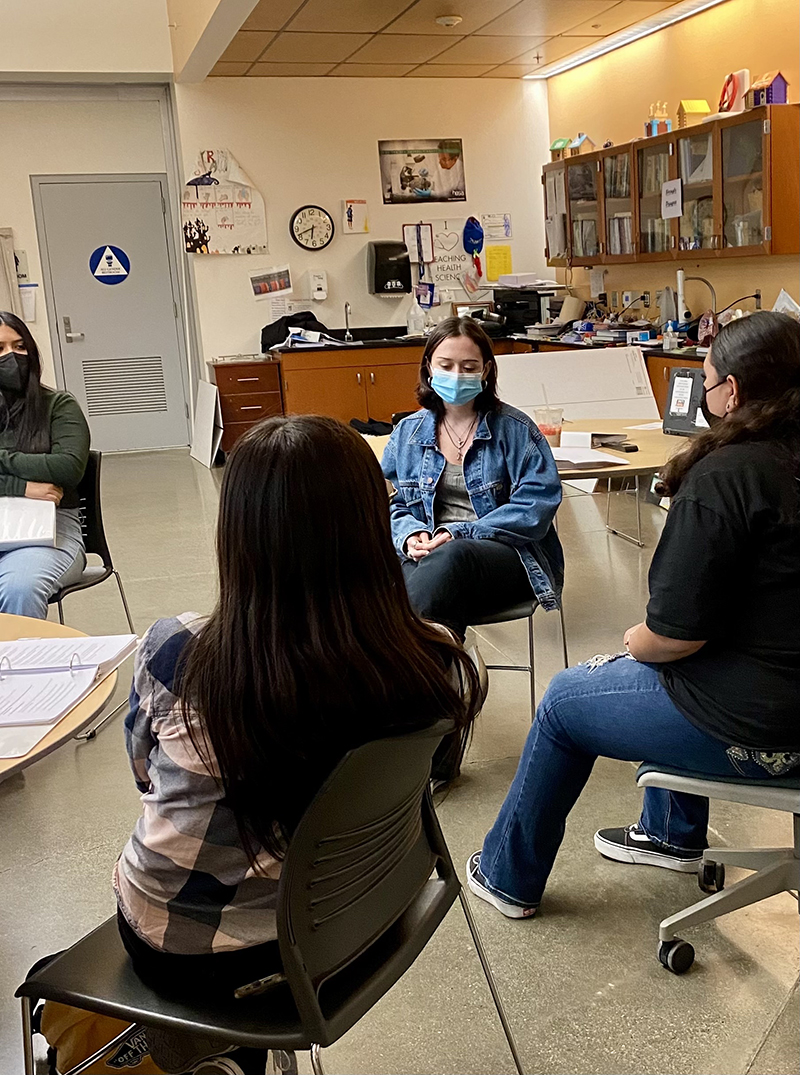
[75,450,113,568]
[277,719,457,1043]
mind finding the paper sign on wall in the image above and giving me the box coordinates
[661,179,683,219]
[182,149,268,255]
[481,213,512,240]
[485,245,512,281]
[429,218,469,291]
[342,199,369,233]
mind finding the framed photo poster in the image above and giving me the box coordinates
[378,139,466,204]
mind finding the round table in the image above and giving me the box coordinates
[0,613,118,781]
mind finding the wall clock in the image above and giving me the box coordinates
[290,205,335,250]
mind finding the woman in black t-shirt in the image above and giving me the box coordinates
[465,312,800,919]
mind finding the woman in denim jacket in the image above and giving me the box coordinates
[382,316,564,638]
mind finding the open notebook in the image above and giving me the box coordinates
[0,634,137,746]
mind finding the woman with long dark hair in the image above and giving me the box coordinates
[115,416,481,1029]
[0,312,89,618]
[467,311,800,919]
[382,316,564,638]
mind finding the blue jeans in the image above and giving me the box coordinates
[0,507,85,620]
[479,656,792,908]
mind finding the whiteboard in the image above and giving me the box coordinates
[495,347,659,420]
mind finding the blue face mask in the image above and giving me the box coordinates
[430,370,484,406]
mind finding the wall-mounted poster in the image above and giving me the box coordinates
[182,148,268,255]
[378,139,466,205]
[342,199,369,233]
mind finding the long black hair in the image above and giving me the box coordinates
[658,311,800,496]
[0,311,50,452]
[416,316,501,417]
[178,415,481,864]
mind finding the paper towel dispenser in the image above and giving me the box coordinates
[367,240,411,295]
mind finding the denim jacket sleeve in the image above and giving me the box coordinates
[381,429,430,557]
[442,425,562,547]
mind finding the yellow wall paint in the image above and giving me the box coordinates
[546,0,800,313]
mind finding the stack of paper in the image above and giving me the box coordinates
[0,634,138,759]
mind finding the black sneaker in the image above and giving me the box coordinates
[594,824,703,872]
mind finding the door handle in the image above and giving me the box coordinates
[356,372,362,385]
[63,316,84,343]
[370,371,375,385]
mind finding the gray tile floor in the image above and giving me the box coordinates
[1,450,797,1074]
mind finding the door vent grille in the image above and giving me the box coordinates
[82,356,168,416]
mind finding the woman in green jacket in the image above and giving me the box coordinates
[0,312,90,619]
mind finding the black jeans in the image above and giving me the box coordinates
[117,908,282,1000]
[402,538,533,638]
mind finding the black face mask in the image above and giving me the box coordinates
[700,378,727,427]
[0,353,30,394]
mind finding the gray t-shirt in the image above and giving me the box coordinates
[434,463,477,527]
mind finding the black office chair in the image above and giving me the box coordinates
[48,450,135,634]
[17,721,525,1075]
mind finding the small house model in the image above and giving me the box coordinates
[645,102,672,137]
[550,137,571,162]
[744,72,789,108]
[677,100,711,128]
[569,133,596,156]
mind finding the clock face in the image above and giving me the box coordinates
[290,205,335,250]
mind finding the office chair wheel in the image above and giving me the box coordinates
[657,938,695,974]
[698,860,725,894]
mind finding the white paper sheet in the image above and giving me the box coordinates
[0,667,98,726]
[551,447,628,469]
[626,421,663,430]
[0,634,137,677]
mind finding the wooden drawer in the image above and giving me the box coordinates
[220,421,257,453]
[220,391,283,424]
[214,363,281,395]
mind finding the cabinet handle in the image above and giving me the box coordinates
[240,405,263,411]
[663,367,669,382]
[236,377,259,382]
[370,371,375,385]
[357,372,362,385]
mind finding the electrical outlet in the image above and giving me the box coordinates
[642,291,651,307]
[611,290,619,308]
[622,290,637,307]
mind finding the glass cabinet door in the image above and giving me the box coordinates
[637,143,671,255]
[677,130,715,251]
[603,151,633,257]
[543,166,568,262]
[721,119,764,249]
[566,160,600,260]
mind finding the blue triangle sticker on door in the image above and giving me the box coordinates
[89,245,130,285]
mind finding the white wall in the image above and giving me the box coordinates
[175,77,551,363]
[1,0,172,79]
[0,92,167,384]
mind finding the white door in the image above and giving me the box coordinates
[34,175,189,451]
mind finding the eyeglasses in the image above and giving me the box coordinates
[703,379,728,398]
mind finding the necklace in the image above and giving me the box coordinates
[441,414,478,462]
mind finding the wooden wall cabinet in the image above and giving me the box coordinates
[543,104,799,267]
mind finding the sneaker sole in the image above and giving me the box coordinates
[593,832,702,872]
[466,859,536,919]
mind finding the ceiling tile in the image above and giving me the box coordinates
[209,61,252,77]
[564,0,675,35]
[261,32,371,62]
[481,64,543,78]
[385,0,521,35]
[348,34,455,63]
[329,63,417,76]
[432,35,549,64]
[515,34,604,64]
[287,0,412,33]
[407,64,498,77]
[246,61,338,76]
[220,31,275,63]
[476,0,620,38]
[242,0,306,31]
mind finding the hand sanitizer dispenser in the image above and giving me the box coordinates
[310,271,328,301]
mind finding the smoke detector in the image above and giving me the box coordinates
[435,14,464,27]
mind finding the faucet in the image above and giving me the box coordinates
[344,302,353,342]
[676,269,717,322]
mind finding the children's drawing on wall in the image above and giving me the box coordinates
[378,139,466,204]
[181,148,268,254]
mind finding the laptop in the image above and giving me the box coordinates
[662,366,711,437]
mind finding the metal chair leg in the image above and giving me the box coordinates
[20,996,35,1075]
[527,612,536,720]
[74,697,127,742]
[458,889,526,1075]
[114,571,136,634]
[57,599,65,625]
[558,605,569,668]
[60,1023,143,1075]
[310,1043,326,1075]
